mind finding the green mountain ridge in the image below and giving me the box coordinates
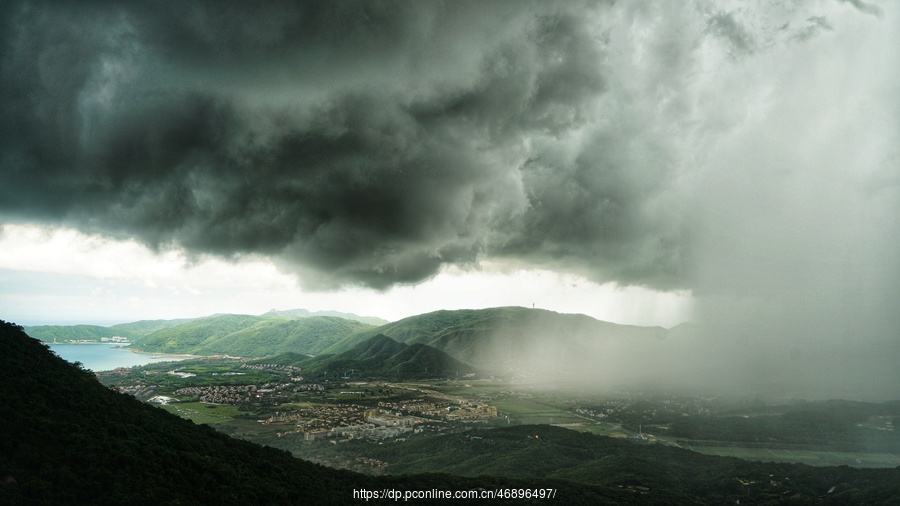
[131,314,375,357]
[263,308,389,326]
[23,324,113,342]
[25,307,672,378]
[281,334,477,380]
[108,317,199,337]
[25,319,198,342]
[24,311,385,359]
[324,306,666,369]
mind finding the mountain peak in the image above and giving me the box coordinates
[262,308,389,326]
[296,333,476,380]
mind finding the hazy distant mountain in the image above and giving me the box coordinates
[109,317,199,337]
[323,307,666,373]
[25,317,196,342]
[23,324,114,342]
[262,308,389,326]
[131,314,375,357]
[275,334,476,380]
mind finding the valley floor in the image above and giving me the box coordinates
[96,359,900,474]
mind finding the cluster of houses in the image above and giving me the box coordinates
[377,398,498,421]
[172,380,302,405]
[100,336,130,343]
[266,404,435,442]
[174,385,258,404]
[264,395,499,443]
[267,403,368,431]
[293,383,325,392]
[240,363,303,377]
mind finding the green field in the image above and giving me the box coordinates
[566,423,631,438]
[436,381,510,397]
[158,402,244,424]
[492,398,582,425]
[423,381,585,425]
[686,444,900,468]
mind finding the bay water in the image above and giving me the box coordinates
[47,343,190,372]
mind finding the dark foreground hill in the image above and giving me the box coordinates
[266,334,477,380]
[1,320,350,504]
[0,320,668,505]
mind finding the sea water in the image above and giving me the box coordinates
[47,343,189,372]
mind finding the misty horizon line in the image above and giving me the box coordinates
[13,304,694,329]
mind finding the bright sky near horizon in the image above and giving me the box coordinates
[1,0,897,338]
[0,223,692,326]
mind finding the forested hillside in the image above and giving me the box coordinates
[23,324,116,342]
[0,319,356,504]
[25,319,196,342]
[130,314,374,356]
[274,334,477,380]
[324,307,664,368]
[263,308,389,326]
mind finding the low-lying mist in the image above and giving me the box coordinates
[479,307,899,402]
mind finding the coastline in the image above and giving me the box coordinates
[47,342,200,371]
[117,346,201,360]
[44,341,121,345]
[43,342,198,359]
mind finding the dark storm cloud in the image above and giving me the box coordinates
[706,12,755,54]
[0,0,626,289]
[0,0,892,297]
[839,0,884,18]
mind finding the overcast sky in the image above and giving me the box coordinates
[1,1,896,334]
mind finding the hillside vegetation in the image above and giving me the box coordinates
[324,307,665,369]
[25,319,197,342]
[263,308,389,326]
[23,324,113,342]
[130,314,374,357]
[1,319,355,504]
[26,307,668,374]
[108,318,198,337]
[271,334,477,380]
